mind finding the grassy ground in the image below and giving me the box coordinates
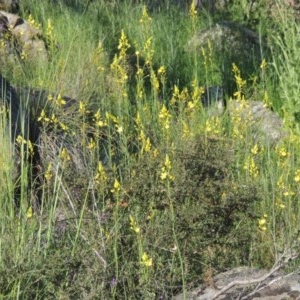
[1,0,300,299]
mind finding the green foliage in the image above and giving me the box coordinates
[1,0,300,298]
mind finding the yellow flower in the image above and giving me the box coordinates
[129,215,140,234]
[38,109,50,123]
[115,125,123,134]
[189,1,198,18]
[153,148,159,158]
[251,144,259,155]
[141,252,153,267]
[158,105,171,130]
[46,18,54,39]
[139,5,152,23]
[94,162,107,184]
[276,199,286,209]
[277,146,288,158]
[260,59,267,70]
[79,101,86,115]
[45,162,53,182]
[294,170,300,182]
[158,66,166,76]
[111,178,121,194]
[243,156,259,178]
[55,94,66,107]
[87,138,96,150]
[139,130,152,154]
[205,119,212,133]
[118,29,130,58]
[59,122,69,132]
[93,109,107,127]
[258,214,267,231]
[160,154,174,181]
[16,135,34,155]
[60,148,71,162]
[50,113,58,123]
[277,175,285,189]
[26,206,34,219]
[27,14,41,29]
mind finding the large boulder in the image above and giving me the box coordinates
[200,86,286,144]
[187,21,264,94]
[227,99,287,145]
[0,74,22,140]
[0,10,48,66]
[0,0,19,13]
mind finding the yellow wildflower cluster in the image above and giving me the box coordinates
[275,198,286,209]
[111,178,121,194]
[16,135,34,156]
[243,156,259,179]
[105,112,122,134]
[38,109,58,124]
[170,83,203,114]
[276,146,288,158]
[60,147,71,162]
[110,55,129,85]
[110,30,130,96]
[158,105,172,130]
[277,175,295,197]
[141,252,153,267]
[258,214,268,231]
[45,162,53,182]
[94,161,108,184]
[129,215,140,234]
[189,1,198,19]
[139,130,152,154]
[160,154,174,181]
[150,69,160,94]
[232,63,246,100]
[229,98,252,139]
[204,117,223,135]
[260,58,267,70]
[142,37,155,66]
[191,80,204,104]
[93,41,106,73]
[139,6,152,24]
[55,94,66,107]
[294,169,300,182]
[45,18,56,51]
[263,91,271,108]
[79,101,88,115]
[27,14,41,30]
[26,206,34,219]
[157,66,166,85]
[93,109,107,127]
[118,29,130,59]
[87,138,96,150]
[182,121,191,138]
[20,50,28,61]
[251,144,259,155]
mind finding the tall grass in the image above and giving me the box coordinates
[1,0,300,298]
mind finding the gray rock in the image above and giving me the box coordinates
[0,74,22,140]
[173,267,300,300]
[193,0,230,13]
[186,22,263,95]
[200,88,286,145]
[187,21,261,56]
[0,10,48,66]
[227,100,287,145]
[0,0,19,13]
